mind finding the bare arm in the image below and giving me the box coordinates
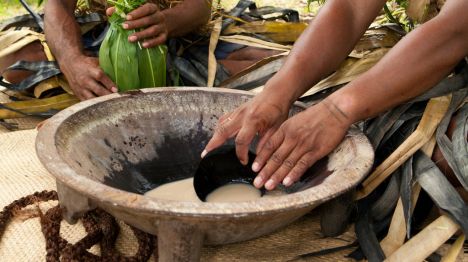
[44,0,82,64]
[252,0,468,190]
[204,0,386,164]
[44,0,116,100]
[331,0,468,123]
[162,0,211,38]
[263,0,387,108]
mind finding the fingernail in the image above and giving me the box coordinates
[126,15,132,20]
[283,177,292,187]
[128,35,137,42]
[142,42,149,48]
[111,87,118,93]
[122,23,129,29]
[252,162,260,172]
[201,150,208,158]
[253,176,263,188]
[265,179,275,190]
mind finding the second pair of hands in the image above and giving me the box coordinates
[61,3,166,100]
[203,92,353,190]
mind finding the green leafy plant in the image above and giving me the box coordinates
[99,0,167,91]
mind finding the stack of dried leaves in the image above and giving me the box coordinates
[0,190,157,262]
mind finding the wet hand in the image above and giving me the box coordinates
[252,100,353,190]
[108,3,168,48]
[61,55,117,100]
[202,93,291,166]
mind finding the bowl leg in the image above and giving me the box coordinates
[158,221,204,262]
[56,181,95,224]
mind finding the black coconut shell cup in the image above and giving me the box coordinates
[194,145,265,201]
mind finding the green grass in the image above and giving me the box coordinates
[0,0,41,20]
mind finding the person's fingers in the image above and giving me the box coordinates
[252,129,284,176]
[235,124,258,165]
[283,152,320,186]
[106,6,115,16]
[202,115,240,158]
[253,137,294,189]
[93,68,117,92]
[124,12,164,31]
[141,34,167,48]
[128,24,165,42]
[253,128,279,172]
[218,112,233,123]
[85,78,112,97]
[256,128,276,154]
[126,3,158,20]
[80,88,96,100]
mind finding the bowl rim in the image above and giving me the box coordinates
[35,87,374,217]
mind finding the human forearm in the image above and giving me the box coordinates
[161,0,211,38]
[263,0,386,106]
[330,0,468,124]
[44,0,84,65]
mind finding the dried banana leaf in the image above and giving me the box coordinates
[400,156,414,239]
[355,212,386,262]
[246,6,300,23]
[414,151,468,234]
[220,52,286,88]
[385,215,459,262]
[435,89,468,190]
[366,103,412,148]
[33,77,61,98]
[370,170,400,222]
[223,21,307,43]
[0,93,78,119]
[352,27,403,54]
[0,29,44,59]
[380,184,421,256]
[406,0,438,23]
[0,61,61,92]
[172,56,207,87]
[219,35,291,51]
[379,112,422,152]
[207,17,222,87]
[357,95,451,199]
[441,235,465,262]
[452,104,467,181]
[221,55,286,90]
[221,0,254,31]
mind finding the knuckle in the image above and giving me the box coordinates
[264,140,275,150]
[149,3,158,12]
[270,153,282,164]
[235,137,247,146]
[283,159,295,169]
[215,124,228,137]
[297,159,309,170]
[95,70,104,79]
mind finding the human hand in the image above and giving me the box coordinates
[202,93,291,166]
[107,3,167,48]
[252,100,353,190]
[60,55,117,100]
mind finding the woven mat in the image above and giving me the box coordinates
[0,129,359,261]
